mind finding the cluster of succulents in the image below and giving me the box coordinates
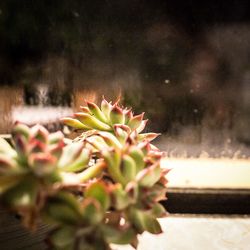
[0,98,169,250]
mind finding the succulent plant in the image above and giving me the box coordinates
[0,98,169,250]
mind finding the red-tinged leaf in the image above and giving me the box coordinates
[81,198,103,224]
[109,105,125,125]
[30,125,49,143]
[101,98,112,120]
[13,135,28,156]
[138,133,160,142]
[98,132,122,149]
[80,106,91,113]
[113,125,128,144]
[28,138,46,153]
[49,141,64,159]
[127,113,145,131]
[124,108,133,124]
[29,153,57,176]
[136,119,148,133]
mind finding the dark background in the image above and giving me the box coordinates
[0,0,249,157]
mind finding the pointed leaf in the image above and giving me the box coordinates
[81,198,103,224]
[30,125,49,143]
[130,208,162,234]
[77,161,106,182]
[101,98,112,120]
[61,117,90,130]
[12,123,30,139]
[109,105,125,125]
[136,163,161,187]
[74,113,111,131]
[127,113,144,130]
[87,101,108,123]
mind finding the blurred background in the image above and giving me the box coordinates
[0,0,249,158]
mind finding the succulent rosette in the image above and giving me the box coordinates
[0,98,169,250]
[0,122,92,227]
[59,98,169,249]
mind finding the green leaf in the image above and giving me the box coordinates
[48,131,64,144]
[103,225,136,245]
[127,113,144,130]
[85,182,110,211]
[12,123,30,139]
[136,163,161,187]
[128,146,145,173]
[81,198,103,224]
[121,155,137,183]
[130,208,162,234]
[87,101,108,123]
[151,203,166,217]
[61,117,91,130]
[98,132,122,149]
[58,142,83,169]
[2,177,38,208]
[109,105,125,125]
[60,148,90,172]
[77,161,106,182]
[50,226,75,249]
[101,98,112,120]
[111,184,130,210]
[43,192,81,225]
[74,113,111,131]
[102,149,126,186]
